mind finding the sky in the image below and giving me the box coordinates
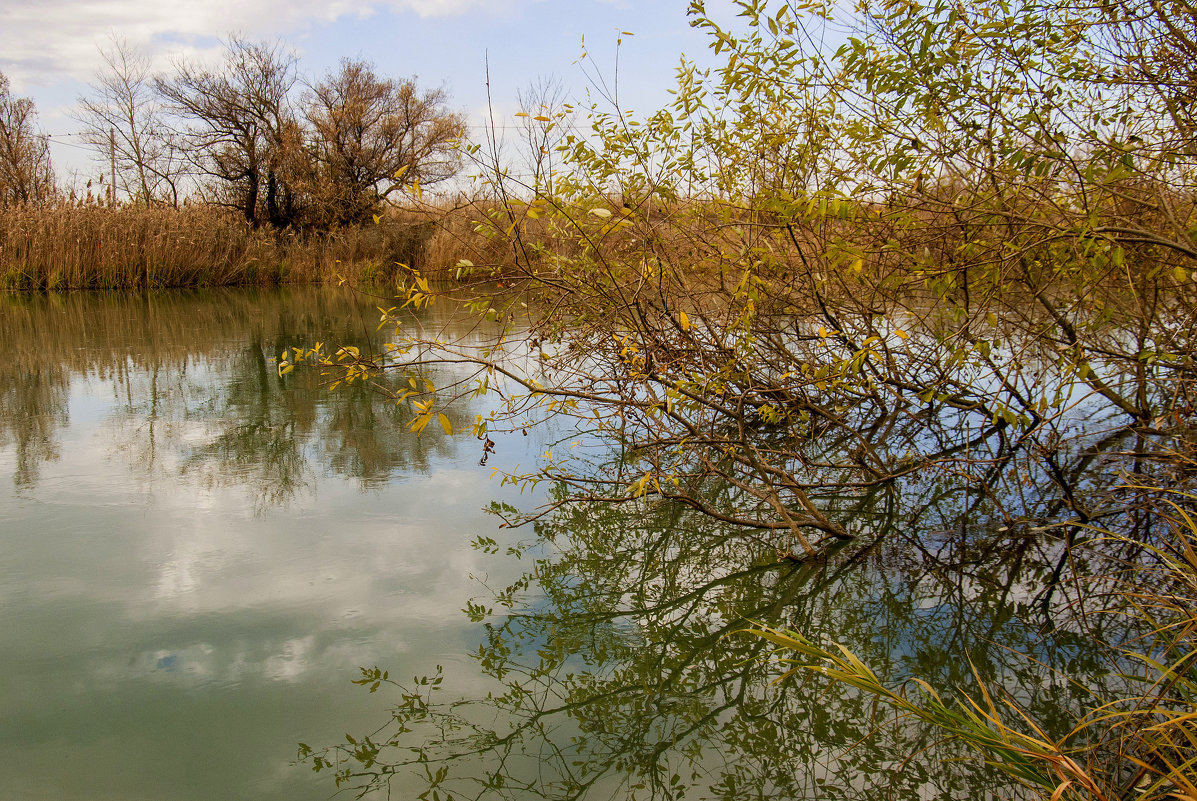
[0,0,730,185]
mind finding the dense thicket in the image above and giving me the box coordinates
[300,1,1197,798]
[334,0,1197,554]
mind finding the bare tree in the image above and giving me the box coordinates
[0,71,54,206]
[305,59,464,225]
[76,36,184,206]
[156,38,301,227]
[515,75,568,196]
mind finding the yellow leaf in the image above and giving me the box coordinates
[818,326,828,338]
[372,214,381,225]
[894,328,909,339]
[1048,780,1072,801]
[438,413,453,435]
[513,112,530,117]
[533,115,552,122]
[849,258,863,272]
[392,165,409,180]
[589,207,612,219]
[679,311,690,331]
[1175,265,1189,283]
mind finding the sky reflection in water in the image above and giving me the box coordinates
[0,287,538,801]
[0,286,1138,801]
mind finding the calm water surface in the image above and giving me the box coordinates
[0,287,540,801]
[0,287,1132,801]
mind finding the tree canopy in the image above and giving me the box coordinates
[301,0,1195,555]
[298,2,1197,793]
[70,37,464,228]
[0,71,54,206]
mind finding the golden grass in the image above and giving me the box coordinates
[0,204,442,290]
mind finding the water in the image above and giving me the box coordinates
[0,287,541,801]
[0,287,1137,801]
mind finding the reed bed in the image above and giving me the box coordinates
[0,204,442,290]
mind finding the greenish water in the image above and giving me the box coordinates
[0,287,1131,801]
[0,287,541,801]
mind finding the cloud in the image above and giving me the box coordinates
[0,0,489,89]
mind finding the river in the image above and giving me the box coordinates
[0,286,1132,801]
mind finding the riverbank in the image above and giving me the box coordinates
[0,204,493,290]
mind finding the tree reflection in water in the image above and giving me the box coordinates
[0,288,1174,798]
[0,287,474,507]
[308,415,1153,801]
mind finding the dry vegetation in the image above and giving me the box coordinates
[0,35,476,289]
[299,0,1197,795]
[0,201,509,290]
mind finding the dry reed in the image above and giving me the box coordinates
[0,204,448,290]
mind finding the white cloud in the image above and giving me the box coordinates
[0,0,488,89]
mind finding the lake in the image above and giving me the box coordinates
[0,286,1128,801]
[0,287,547,801]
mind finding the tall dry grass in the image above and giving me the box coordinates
[0,195,757,292]
[0,204,444,290]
